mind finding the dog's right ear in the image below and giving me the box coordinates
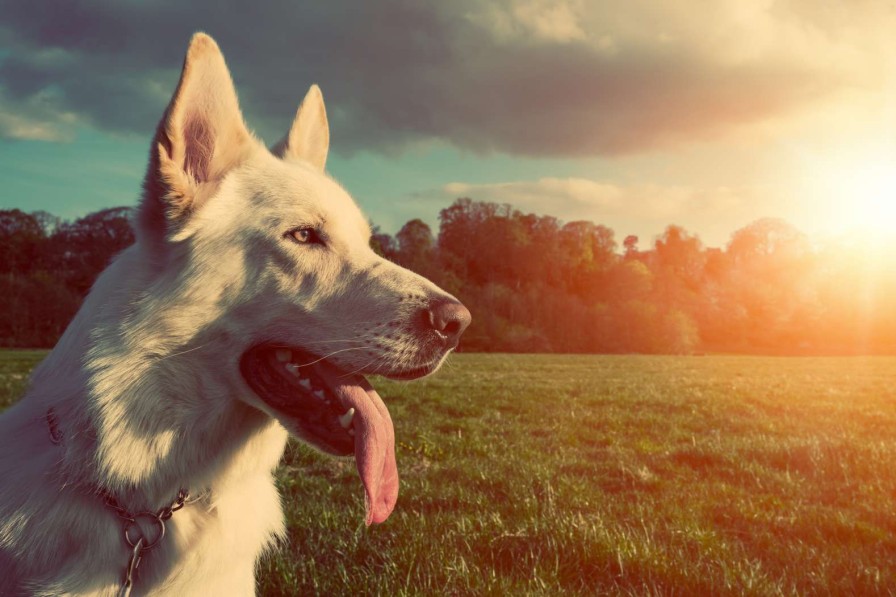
[138,32,253,243]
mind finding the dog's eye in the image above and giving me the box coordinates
[285,227,323,245]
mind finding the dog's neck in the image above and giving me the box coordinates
[30,244,286,509]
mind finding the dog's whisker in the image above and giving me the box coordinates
[294,339,369,344]
[155,342,211,362]
[297,346,373,367]
[370,356,390,377]
[341,356,385,378]
[268,339,369,349]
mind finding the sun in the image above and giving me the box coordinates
[832,155,896,236]
[802,142,896,241]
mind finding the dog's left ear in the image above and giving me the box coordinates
[272,85,329,171]
[139,33,253,242]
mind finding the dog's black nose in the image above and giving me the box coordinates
[425,300,471,347]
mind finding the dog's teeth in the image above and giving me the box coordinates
[275,349,292,363]
[299,378,312,390]
[338,408,355,429]
[313,389,326,401]
[285,363,301,377]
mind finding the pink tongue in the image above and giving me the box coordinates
[315,365,398,525]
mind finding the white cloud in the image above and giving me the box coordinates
[442,177,744,221]
[0,89,77,142]
[470,0,586,44]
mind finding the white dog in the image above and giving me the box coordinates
[0,33,469,596]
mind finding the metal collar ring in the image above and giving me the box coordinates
[124,513,166,550]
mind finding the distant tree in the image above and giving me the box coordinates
[728,218,809,265]
[607,260,653,304]
[0,209,48,274]
[655,309,699,354]
[2,199,894,354]
[0,272,79,347]
[369,224,396,259]
[722,218,818,352]
[654,225,704,278]
[52,207,135,295]
[396,218,434,257]
[438,198,478,281]
[611,300,658,353]
[519,213,561,288]
[394,218,439,281]
[439,199,527,287]
[557,221,617,297]
[32,210,61,236]
[623,235,639,259]
[648,225,706,321]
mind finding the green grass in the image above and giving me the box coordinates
[0,349,46,410]
[3,352,895,595]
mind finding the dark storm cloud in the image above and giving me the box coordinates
[0,0,859,156]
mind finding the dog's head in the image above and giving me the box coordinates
[136,33,469,524]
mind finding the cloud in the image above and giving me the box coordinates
[470,0,588,44]
[434,177,744,222]
[0,92,77,141]
[0,0,890,156]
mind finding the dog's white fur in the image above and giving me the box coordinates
[0,33,463,596]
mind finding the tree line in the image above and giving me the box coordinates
[2,199,894,354]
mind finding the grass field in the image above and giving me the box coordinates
[2,351,895,595]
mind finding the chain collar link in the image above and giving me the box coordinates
[101,488,192,597]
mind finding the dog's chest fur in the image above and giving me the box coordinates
[0,396,289,596]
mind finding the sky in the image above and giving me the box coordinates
[1,0,895,248]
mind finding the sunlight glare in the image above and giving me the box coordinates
[802,142,896,242]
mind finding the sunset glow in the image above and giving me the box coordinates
[799,143,896,242]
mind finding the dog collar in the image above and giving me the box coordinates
[103,486,192,597]
[46,407,197,597]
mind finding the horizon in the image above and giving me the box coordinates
[6,196,895,257]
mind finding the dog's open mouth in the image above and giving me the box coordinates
[240,345,397,525]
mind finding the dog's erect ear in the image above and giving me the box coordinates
[272,85,329,171]
[139,33,252,240]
